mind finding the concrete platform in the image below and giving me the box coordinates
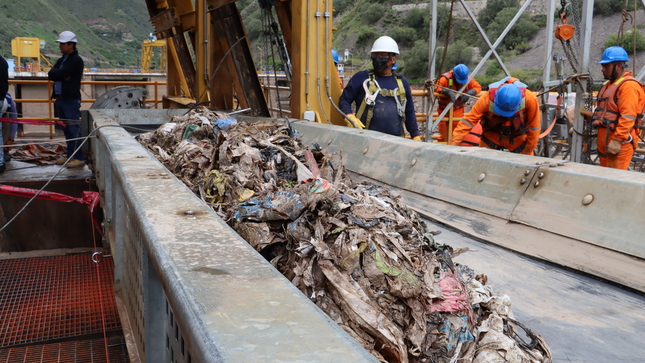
[0,159,91,183]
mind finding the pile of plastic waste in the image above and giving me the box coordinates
[137,107,552,363]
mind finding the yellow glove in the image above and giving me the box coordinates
[345,114,365,129]
[607,139,622,155]
[412,135,422,141]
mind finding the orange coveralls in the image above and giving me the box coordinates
[595,71,645,170]
[435,71,482,141]
[450,90,541,155]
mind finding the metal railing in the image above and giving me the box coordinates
[7,79,166,138]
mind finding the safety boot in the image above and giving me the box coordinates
[66,159,85,168]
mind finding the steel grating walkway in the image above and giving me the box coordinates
[0,336,129,363]
[0,253,126,362]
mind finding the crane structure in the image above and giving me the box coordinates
[141,38,168,73]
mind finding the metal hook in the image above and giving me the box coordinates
[91,252,102,263]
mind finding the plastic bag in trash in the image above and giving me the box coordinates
[182,124,199,140]
[161,122,177,133]
[233,190,307,222]
[214,118,237,133]
[309,178,331,193]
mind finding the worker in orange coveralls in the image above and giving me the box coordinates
[591,46,645,170]
[434,64,481,142]
[450,77,541,155]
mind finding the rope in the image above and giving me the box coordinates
[539,95,562,138]
[617,9,634,49]
[537,73,591,97]
[0,117,66,127]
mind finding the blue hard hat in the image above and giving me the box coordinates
[599,46,629,64]
[332,49,339,64]
[453,64,469,84]
[494,84,522,117]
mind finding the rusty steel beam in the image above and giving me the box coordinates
[210,4,269,116]
[145,0,197,100]
[204,0,238,11]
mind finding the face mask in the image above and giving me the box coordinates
[372,56,390,72]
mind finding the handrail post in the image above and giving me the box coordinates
[154,81,159,109]
[47,81,53,139]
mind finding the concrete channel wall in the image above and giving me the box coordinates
[89,109,645,361]
[89,109,377,363]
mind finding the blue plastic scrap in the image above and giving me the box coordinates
[233,191,306,222]
[440,316,474,353]
[214,118,237,133]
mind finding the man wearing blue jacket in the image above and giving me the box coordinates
[48,31,85,168]
[339,36,421,140]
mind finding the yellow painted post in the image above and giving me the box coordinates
[289,0,343,125]
[447,106,454,144]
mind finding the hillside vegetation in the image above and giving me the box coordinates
[0,0,639,81]
[326,0,640,87]
[0,0,153,68]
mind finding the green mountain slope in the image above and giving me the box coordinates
[0,0,153,68]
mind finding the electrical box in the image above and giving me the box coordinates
[303,110,316,122]
[12,37,41,58]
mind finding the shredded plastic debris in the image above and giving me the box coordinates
[137,107,552,363]
[7,142,67,164]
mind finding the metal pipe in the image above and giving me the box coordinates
[430,0,535,143]
[571,0,594,163]
[314,0,331,124]
[542,0,557,86]
[304,0,311,110]
[428,0,437,81]
[458,0,510,77]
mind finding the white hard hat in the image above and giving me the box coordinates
[370,36,399,55]
[56,31,78,43]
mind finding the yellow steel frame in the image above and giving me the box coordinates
[141,39,167,73]
[144,0,343,123]
[279,0,343,125]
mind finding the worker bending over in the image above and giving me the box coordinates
[434,64,481,141]
[339,36,421,140]
[590,46,645,170]
[450,76,541,155]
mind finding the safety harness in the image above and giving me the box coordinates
[356,70,407,129]
[593,75,645,132]
[593,74,645,158]
[482,77,529,152]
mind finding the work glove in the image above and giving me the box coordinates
[345,114,365,129]
[459,88,477,103]
[441,88,458,103]
[607,139,622,155]
[580,110,593,122]
[412,135,422,141]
